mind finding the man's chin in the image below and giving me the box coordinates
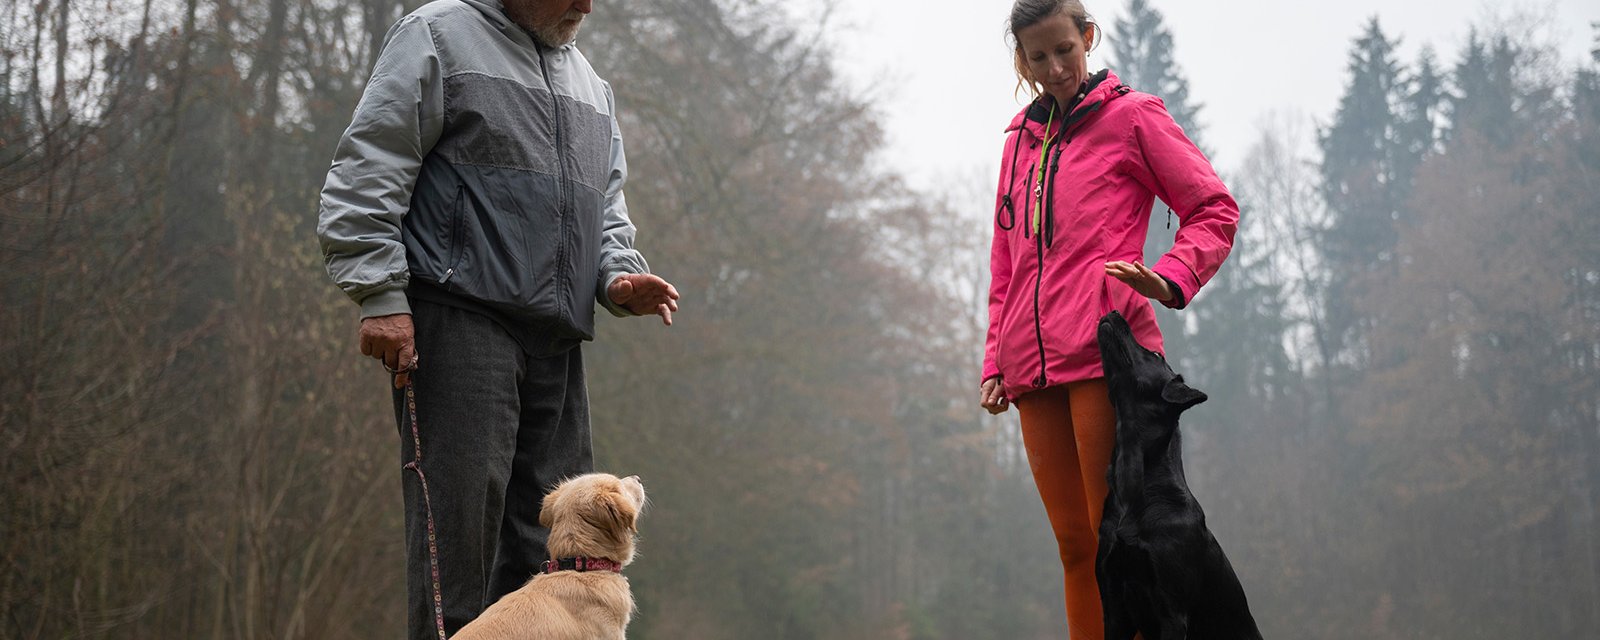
[532,20,582,47]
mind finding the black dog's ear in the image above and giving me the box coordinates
[1161,375,1208,409]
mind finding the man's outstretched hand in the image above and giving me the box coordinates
[607,273,680,326]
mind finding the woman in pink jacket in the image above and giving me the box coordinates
[979,1,1238,636]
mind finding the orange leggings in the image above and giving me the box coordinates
[1016,378,1119,640]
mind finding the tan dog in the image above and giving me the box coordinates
[453,473,646,640]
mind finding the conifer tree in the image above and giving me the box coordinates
[1448,31,1517,146]
[1576,25,1600,167]
[1316,17,1406,369]
[1110,0,1209,365]
[1109,0,1205,150]
[1395,48,1444,191]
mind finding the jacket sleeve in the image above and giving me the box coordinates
[595,81,651,317]
[315,15,444,319]
[1125,95,1238,309]
[983,133,1018,383]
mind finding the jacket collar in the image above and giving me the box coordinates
[1006,68,1126,137]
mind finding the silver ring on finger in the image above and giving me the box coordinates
[384,355,418,374]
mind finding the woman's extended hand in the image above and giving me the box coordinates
[981,376,1010,414]
[1105,261,1173,302]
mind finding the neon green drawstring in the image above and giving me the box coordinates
[1031,102,1059,235]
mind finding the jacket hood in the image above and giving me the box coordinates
[460,0,511,28]
[1006,68,1128,136]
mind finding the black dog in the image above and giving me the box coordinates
[1094,311,1262,640]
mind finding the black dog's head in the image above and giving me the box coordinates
[1096,311,1207,423]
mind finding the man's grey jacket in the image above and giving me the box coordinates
[317,0,647,341]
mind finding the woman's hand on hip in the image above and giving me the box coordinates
[981,376,1010,415]
[1105,261,1173,302]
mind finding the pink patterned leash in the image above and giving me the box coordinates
[401,377,448,640]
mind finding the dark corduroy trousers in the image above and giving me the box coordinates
[394,298,593,639]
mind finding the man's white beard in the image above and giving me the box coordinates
[530,13,583,47]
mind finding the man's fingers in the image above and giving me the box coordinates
[360,332,374,357]
[650,290,678,310]
[393,371,410,389]
[614,275,681,321]
[640,278,671,299]
[397,341,417,371]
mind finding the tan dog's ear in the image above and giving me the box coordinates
[540,489,560,529]
[610,488,638,534]
[582,486,637,543]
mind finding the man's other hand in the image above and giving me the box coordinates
[607,274,680,326]
[360,313,417,389]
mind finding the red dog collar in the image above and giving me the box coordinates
[541,557,622,574]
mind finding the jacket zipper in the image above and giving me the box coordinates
[439,183,467,284]
[1020,87,1110,389]
[1031,134,1070,389]
[1032,222,1048,388]
[1030,151,1053,388]
[537,45,571,324]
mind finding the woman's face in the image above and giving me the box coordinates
[1016,14,1094,107]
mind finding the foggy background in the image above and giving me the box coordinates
[3,0,1598,638]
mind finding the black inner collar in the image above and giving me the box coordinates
[1026,68,1112,125]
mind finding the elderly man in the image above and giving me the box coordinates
[315,0,677,636]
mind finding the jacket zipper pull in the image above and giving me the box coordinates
[1167,207,1174,230]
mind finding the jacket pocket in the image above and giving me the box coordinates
[439,183,466,284]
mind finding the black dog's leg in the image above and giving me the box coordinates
[1103,604,1138,640]
[1157,610,1189,640]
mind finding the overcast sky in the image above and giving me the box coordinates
[808,0,1600,203]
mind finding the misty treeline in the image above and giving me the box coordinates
[1,0,1050,637]
[1170,15,1600,639]
[1,0,1597,639]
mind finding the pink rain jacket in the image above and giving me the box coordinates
[984,70,1238,400]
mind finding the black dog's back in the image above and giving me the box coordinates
[1094,311,1262,640]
